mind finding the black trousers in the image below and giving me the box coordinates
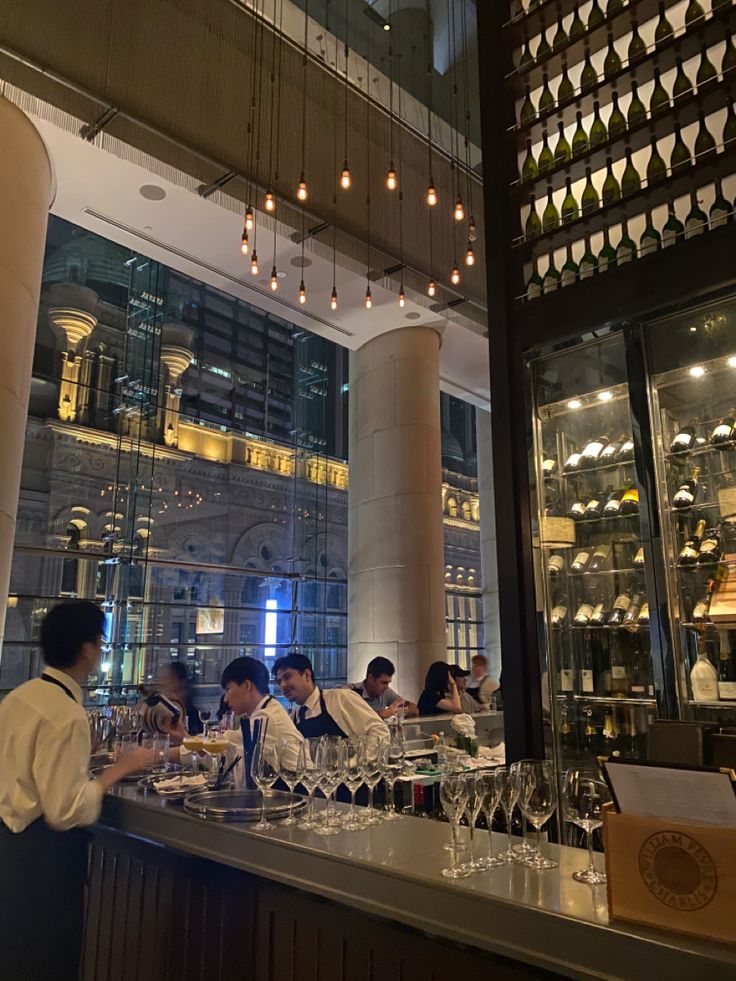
[0,819,91,981]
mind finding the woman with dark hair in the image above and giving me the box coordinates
[160,661,203,734]
[416,660,464,716]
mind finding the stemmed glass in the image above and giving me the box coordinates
[495,767,520,863]
[518,760,558,870]
[563,769,611,885]
[439,773,471,879]
[379,737,405,821]
[198,709,211,730]
[511,760,545,864]
[251,739,279,831]
[476,770,505,869]
[342,738,367,830]
[298,737,323,830]
[361,736,384,825]
[460,772,485,873]
[314,737,343,836]
[278,738,306,827]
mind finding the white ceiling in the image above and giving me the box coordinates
[33,113,490,408]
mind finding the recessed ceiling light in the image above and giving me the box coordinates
[689,365,705,378]
[139,184,167,201]
[290,256,313,269]
[404,311,421,321]
[728,356,736,368]
[598,391,613,402]
[567,399,582,409]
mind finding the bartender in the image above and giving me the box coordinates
[274,652,389,744]
[221,656,304,788]
[0,601,151,981]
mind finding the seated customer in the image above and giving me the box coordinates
[465,653,500,707]
[450,663,485,714]
[159,660,202,734]
[350,655,418,719]
[417,661,463,715]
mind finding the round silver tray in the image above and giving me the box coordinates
[91,762,181,783]
[183,789,306,822]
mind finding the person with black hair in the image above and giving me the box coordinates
[273,652,389,743]
[349,655,419,719]
[221,656,304,788]
[417,660,464,715]
[0,600,152,981]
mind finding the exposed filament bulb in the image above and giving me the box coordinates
[299,280,307,304]
[340,161,351,190]
[297,174,308,201]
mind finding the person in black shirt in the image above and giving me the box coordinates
[416,660,463,716]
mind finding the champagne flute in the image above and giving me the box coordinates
[361,735,384,825]
[518,760,558,870]
[439,773,471,879]
[562,769,611,885]
[379,737,405,821]
[278,738,306,827]
[251,739,279,831]
[343,738,367,830]
[511,759,545,863]
[460,772,485,873]
[314,737,343,836]
[476,770,505,869]
[495,767,520,862]
[298,737,323,830]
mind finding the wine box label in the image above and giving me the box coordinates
[718,681,736,700]
[560,669,574,691]
[692,678,718,701]
[611,666,628,679]
[581,670,594,693]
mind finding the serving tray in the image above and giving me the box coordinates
[183,788,306,822]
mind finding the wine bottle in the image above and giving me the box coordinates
[654,2,674,47]
[561,179,579,225]
[587,0,605,30]
[649,68,670,115]
[581,434,610,467]
[579,235,598,279]
[617,436,635,462]
[696,48,719,91]
[640,210,662,255]
[616,220,637,264]
[574,593,596,626]
[588,542,612,572]
[526,259,544,299]
[543,456,558,478]
[670,417,698,453]
[542,185,559,232]
[571,547,592,574]
[581,167,600,216]
[568,493,590,521]
[621,148,641,197]
[694,111,717,162]
[554,121,572,165]
[698,526,723,565]
[557,62,575,104]
[711,179,732,228]
[580,640,596,694]
[633,544,646,568]
[572,111,589,157]
[679,518,707,565]
[717,638,736,700]
[628,80,647,127]
[673,57,694,101]
[539,73,555,115]
[623,583,645,625]
[563,449,582,474]
[609,635,630,695]
[608,91,626,138]
[581,46,598,90]
[543,254,562,293]
[551,593,569,628]
[520,84,536,127]
[685,0,706,26]
[602,157,621,206]
[569,8,585,40]
[619,484,640,515]
[561,244,579,286]
[692,580,714,623]
[670,125,692,173]
[672,465,702,509]
[590,590,610,626]
[585,484,614,518]
[590,101,608,148]
[552,14,568,53]
[607,0,625,15]
[637,602,650,626]
[536,27,552,63]
[603,33,622,81]
[598,227,617,272]
[521,141,538,183]
[603,487,624,516]
[608,582,633,626]
[711,407,736,444]
[600,433,624,464]
[548,552,566,578]
[518,34,534,71]
[723,31,736,76]
[601,709,617,746]
[525,195,542,239]
[646,137,667,185]
[691,634,719,702]
[724,96,736,146]
[538,132,555,174]
[685,191,708,239]
[662,204,685,248]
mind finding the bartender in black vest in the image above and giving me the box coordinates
[0,601,152,981]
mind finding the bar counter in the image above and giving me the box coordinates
[86,785,736,981]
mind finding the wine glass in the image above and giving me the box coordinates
[379,737,405,821]
[562,769,611,885]
[278,738,307,827]
[511,759,545,864]
[251,739,279,831]
[460,772,485,873]
[314,737,343,836]
[198,708,211,730]
[202,729,230,781]
[342,738,367,830]
[495,767,520,862]
[476,770,505,869]
[439,773,471,879]
[298,737,323,830]
[361,735,384,825]
[518,760,558,870]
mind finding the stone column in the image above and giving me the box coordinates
[347,326,446,702]
[46,283,98,423]
[159,322,194,447]
[475,408,501,681]
[0,98,53,652]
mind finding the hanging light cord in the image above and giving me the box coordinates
[300,0,309,182]
[460,0,474,227]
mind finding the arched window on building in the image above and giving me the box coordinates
[446,497,458,518]
[461,500,472,521]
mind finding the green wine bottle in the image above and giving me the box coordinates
[552,14,568,53]
[640,210,662,255]
[603,33,622,81]
[526,194,543,238]
[607,0,625,15]
[587,0,605,30]
[542,186,560,231]
[581,46,598,90]
[685,0,706,26]
[520,84,536,127]
[521,139,539,182]
[616,220,637,264]
[554,121,572,165]
[694,111,717,162]
[627,80,647,127]
[662,204,685,248]
[621,147,641,197]
[670,124,692,173]
[579,234,598,279]
[649,68,670,114]
[608,91,626,138]
[518,34,534,71]
[685,190,708,238]
[526,258,544,300]
[590,101,608,148]
[557,62,575,104]
[561,177,580,224]
[536,27,552,62]
[628,19,647,62]
[646,136,667,184]
[568,8,585,41]
[654,2,674,47]
[538,131,555,173]
[598,227,617,272]
[724,96,736,145]
[561,244,579,287]
[602,157,622,206]
[697,49,719,91]
[673,57,694,100]
[581,166,600,215]
[543,253,562,293]
[723,31,736,76]
[539,73,555,115]
[710,179,732,228]
[572,111,590,156]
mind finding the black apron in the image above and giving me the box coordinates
[0,673,92,981]
[295,690,369,805]
[240,696,272,790]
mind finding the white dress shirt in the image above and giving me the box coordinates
[0,667,103,833]
[294,687,390,743]
[223,694,305,783]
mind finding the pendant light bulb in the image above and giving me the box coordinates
[428,277,437,297]
[340,161,351,190]
[270,266,279,291]
[330,286,338,310]
[451,263,461,285]
[297,174,308,201]
[245,207,255,231]
[386,164,398,190]
[240,230,249,256]
[426,181,438,207]
[265,189,275,212]
[468,216,477,242]
[250,251,259,276]
[299,280,307,304]
[399,285,406,308]
[365,286,373,309]
[465,243,475,266]
[454,197,465,222]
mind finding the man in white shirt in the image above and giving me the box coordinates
[465,654,500,708]
[220,656,304,788]
[0,601,151,981]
